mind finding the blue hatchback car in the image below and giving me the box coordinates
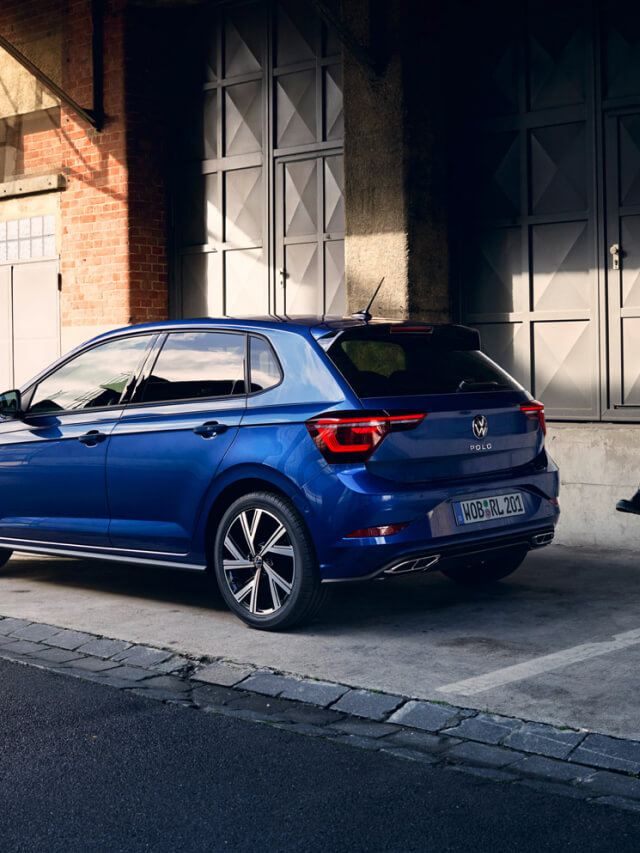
[0,318,559,630]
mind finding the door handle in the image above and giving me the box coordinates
[193,421,228,439]
[610,242,621,270]
[78,430,107,447]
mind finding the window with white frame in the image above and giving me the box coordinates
[0,215,56,264]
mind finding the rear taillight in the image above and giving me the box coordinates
[520,401,546,435]
[306,412,426,463]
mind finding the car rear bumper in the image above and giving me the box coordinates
[322,524,556,583]
[302,459,560,581]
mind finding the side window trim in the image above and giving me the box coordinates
[118,334,161,406]
[24,332,157,418]
[129,329,249,408]
[127,333,167,406]
[248,333,284,397]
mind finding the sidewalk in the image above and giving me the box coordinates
[0,544,638,740]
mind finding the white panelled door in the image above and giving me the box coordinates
[0,260,60,390]
[0,267,12,391]
[12,261,60,386]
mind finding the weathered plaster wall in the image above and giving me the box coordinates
[0,47,58,119]
[342,0,450,321]
[401,1,450,323]
[342,0,409,318]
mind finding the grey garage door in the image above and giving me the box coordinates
[275,152,344,316]
[174,0,344,320]
[606,109,640,413]
[452,0,640,422]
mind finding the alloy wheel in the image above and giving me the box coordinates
[221,508,296,615]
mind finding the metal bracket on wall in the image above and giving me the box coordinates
[0,0,104,131]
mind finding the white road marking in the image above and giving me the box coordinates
[438,627,640,697]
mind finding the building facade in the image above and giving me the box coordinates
[0,0,639,548]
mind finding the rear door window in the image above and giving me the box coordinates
[327,331,520,397]
[141,332,246,403]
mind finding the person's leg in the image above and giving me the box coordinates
[616,488,640,514]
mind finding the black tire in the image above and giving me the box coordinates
[213,491,327,630]
[441,546,528,585]
[0,549,12,570]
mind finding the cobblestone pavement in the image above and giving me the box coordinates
[2,613,640,816]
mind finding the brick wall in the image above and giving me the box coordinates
[0,0,169,331]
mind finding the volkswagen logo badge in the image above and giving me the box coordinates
[472,415,489,439]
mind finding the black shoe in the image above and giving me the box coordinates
[616,491,640,515]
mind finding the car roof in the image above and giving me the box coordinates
[89,316,456,345]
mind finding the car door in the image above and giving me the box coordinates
[106,330,247,556]
[0,333,155,547]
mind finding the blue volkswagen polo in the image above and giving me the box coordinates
[0,318,559,630]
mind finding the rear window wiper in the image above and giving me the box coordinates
[457,379,511,392]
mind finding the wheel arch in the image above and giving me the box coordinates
[195,464,315,567]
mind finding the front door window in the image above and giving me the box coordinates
[28,335,153,415]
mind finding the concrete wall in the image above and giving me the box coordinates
[547,423,640,551]
[342,0,450,321]
[0,47,58,122]
[401,1,450,323]
[342,0,409,319]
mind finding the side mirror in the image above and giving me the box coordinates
[0,389,22,420]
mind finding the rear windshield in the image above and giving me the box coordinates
[326,333,520,398]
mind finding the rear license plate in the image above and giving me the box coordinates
[453,493,525,526]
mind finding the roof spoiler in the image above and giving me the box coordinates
[316,323,482,351]
[391,324,481,350]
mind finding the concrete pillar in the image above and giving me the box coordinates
[401,1,450,322]
[342,0,451,322]
[342,0,409,319]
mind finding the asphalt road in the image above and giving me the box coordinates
[0,659,639,853]
[1,545,640,738]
